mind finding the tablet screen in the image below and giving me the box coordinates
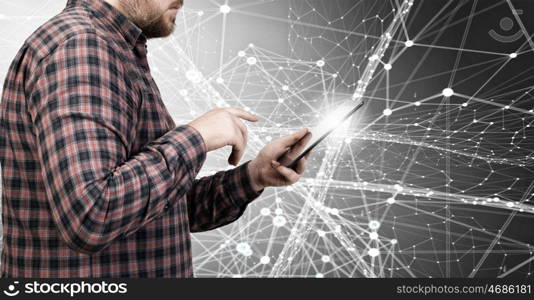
[285,100,365,169]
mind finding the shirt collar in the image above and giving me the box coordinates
[66,0,146,48]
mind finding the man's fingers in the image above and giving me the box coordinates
[226,108,259,122]
[285,132,312,160]
[228,126,246,165]
[294,156,307,174]
[271,161,300,183]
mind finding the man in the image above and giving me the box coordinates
[0,0,311,277]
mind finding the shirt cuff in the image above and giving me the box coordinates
[225,161,264,208]
[156,124,207,181]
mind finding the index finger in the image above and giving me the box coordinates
[226,108,259,122]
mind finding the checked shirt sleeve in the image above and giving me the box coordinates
[186,157,263,232]
[28,33,206,254]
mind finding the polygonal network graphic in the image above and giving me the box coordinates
[1,0,533,278]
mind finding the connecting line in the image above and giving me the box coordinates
[269,0,416,278]
[468,179,534,278]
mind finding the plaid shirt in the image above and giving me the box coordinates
[0,0,262,277]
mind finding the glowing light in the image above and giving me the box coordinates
[247,57,257,65]
[368,220,381,230]
[383,108,392,116]
[391,239,398,245]
[220,4,231,14]
[260,256,271,264]
[236,242,253,256]
[316,60,325,67]
[384,63,392,70]
[260,208,271,216]
[237,51,246,57]
[368,248,380,257]
[509,52,517,59]
[387,197,396,204]
[321,255,331,263]
[442,88,454,97]
[405,40,414,47]
[273,216,287,227]
[369,232,379,240]
[216,77,224,84]
[185,69,202,83]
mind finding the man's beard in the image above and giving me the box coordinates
[118,0,176,39]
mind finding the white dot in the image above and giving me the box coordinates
[321,255,330,263]
[315,273,324,278]
[185,70,202,83]
[247,57,257,65]
[462,102,468,107]
[368,248,380,257]
[384,63,392,70]
[369,220,381,230]
[273,216,286,227]
[509,52,517,59]
[369,232,379,240]
[369,54,379,61]
[274,208,283,215]
[383,108,392,116]
[394,184,403,192]
[442,88,454,97]
[260,256,270,264]
[414,101,421,106]
[236,242,252,256]
[220,4,231,14]
[405,40,414,47]
[216,77,224,84]
[237,51,246,57]
[316,60,325,67]
[282,85,289,91]
[391,239,398,245]
[260,208,270,216]
[197,11,204,16]
[387,197,396,204]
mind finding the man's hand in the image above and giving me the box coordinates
[247,128,312,192]
[188,108,258,166]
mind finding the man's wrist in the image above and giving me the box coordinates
[247,159,265,192]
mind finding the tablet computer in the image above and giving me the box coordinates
[285,100,366,169]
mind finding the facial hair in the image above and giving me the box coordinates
[118,0,177,39]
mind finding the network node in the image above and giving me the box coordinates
[247,57,257,65]
[387,197,396,204]
[185,69,202,83]
[369,220,381,230]
[237,51,246,57]
[369,54,379,61]
[368,248,380,257]
[405,40,414,47]
[316,60,325,67]
[383,108,393,116]
[260,256,271,264]
[391,239,398,245]
[369,232,379,240]
[509,52,517,59]
[216,77,224,84]
[384,63,392,70]
[321,255,331,263]
[273,216,287,227]
[442,88,454,97]
[260,208,271,216]
[219,4,231,14]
